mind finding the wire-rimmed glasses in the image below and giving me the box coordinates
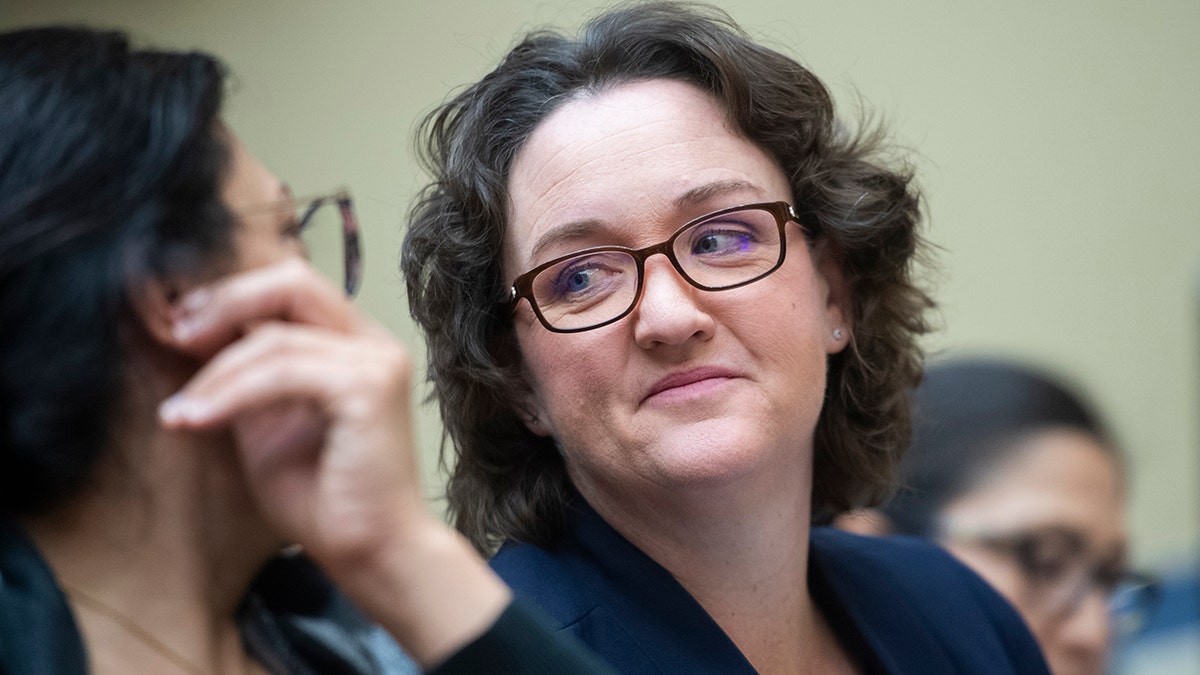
[509,201,807,333]
[944,525,1161,637]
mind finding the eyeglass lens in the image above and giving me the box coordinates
[298,195,360,296]
[526,205,784,331]
[1004,529,1159,636]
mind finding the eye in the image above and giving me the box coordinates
[559,266,601,294]
[549,259,618,298]
[1094,559,1127,593]
[282,216,304,239]
[689,224,757,257]
[537,251,632,306]
[1015,530,1085,584]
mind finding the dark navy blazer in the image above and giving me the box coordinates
[491,499,1051,674]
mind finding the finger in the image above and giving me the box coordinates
[170,258,365,358]
[160,325,412,429]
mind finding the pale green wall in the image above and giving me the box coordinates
[4,0,1197,566]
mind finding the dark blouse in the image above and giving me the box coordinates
[0,520,614,675]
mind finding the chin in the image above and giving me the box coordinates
[643,426,806,490]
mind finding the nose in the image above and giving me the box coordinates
[1050,588,1110,674]
[631,254,714,349]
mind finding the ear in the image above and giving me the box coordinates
[126,275,184,348]
[511,360,554,437]
[515,386,553,437]
[833,508,893,536]
[813,239,852,355]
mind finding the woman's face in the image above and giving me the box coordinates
[937,429,1126,675]
[504,79,849,508]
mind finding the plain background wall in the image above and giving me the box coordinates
[3,0,1197,568]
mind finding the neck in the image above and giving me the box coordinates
[576,457,854,674]
[21,361,278,674]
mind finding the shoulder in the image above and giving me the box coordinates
[489,498,656,630]
[431,600,617,675]
[810,527,1050,674]
[812,527,1019,618]
[244,552,419,674]
[490,525,756,674]
[490,539,604,629]
[812,525,982,588]
[0,520,89,674]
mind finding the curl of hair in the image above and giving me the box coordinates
[0,27,232,515]
[403,1,934,553]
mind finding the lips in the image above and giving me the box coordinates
[642,366,742,403]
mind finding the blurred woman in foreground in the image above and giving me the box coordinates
[0,26,611,674]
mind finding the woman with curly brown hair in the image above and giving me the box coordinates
[404,3,1049,673]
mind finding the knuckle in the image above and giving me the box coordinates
[253,321,294,344]
[279,256,310,282]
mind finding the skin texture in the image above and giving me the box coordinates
[504,79,855,674]
[938,429,1126,675]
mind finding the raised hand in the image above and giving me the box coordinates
[158,259,508,666]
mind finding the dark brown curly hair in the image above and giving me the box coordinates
[402,1,935,554]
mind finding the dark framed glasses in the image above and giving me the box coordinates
[240,187,362,296]
[510,201,808,333]
[291,188,361,296]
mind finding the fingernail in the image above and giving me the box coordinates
[159,394,187,423]
[159,394,210,424]
[171,290,211,341]
[181,289,211,313]
[173,318,202,341]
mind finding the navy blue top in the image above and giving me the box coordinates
[491,498,1051,674]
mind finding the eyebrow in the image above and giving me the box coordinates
[673,179,765,209]
[528,218,606,262]
[526,179,768,262]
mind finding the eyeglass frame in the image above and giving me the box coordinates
[942,525,1162,632]
[237,187,362,297]
[509,201,812,334]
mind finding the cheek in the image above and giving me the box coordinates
[518,329,620,409]
[746,283,829,370]
[233,225,303,274]
[232,229,271,270]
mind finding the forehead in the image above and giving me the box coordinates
[503,79,791,274]
[941,428,1126,548]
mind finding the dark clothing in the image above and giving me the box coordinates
[491,498,1052,674]
[0,520,613,675]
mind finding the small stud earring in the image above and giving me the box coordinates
[833,328,845,340]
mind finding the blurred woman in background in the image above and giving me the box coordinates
[839,357,1159,675]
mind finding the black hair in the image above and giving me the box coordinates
[0,27,232,515]
[882,357,1118,536]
